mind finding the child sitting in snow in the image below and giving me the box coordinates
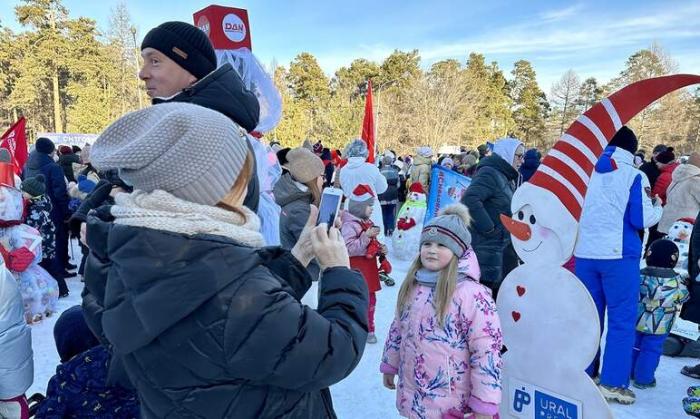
[632,239,689,389]
[34,305,140,418]
[341,184,387,344]
[381,204,502,419]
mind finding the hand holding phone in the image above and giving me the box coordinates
[317,188,344,230]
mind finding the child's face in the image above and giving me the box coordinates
[420,241,454,271]
[365,204,373,218]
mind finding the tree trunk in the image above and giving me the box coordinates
[52,70,63,133]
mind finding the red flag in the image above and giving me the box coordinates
[0,117,28,175]
[361,79,375,164]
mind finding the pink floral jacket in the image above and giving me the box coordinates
[381,251,503,419]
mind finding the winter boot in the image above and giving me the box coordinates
[683,364,700,379]
[367,333,378,344]
[598,384,636,405]
[684,396,700,417]
[27,393,45,416]
[380,271,395,286]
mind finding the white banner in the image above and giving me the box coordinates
[36,133,97,148]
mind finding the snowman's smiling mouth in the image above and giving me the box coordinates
[522,241,543,252]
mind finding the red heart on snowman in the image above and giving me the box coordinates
[516,286,526,297]
[512,311,521,322]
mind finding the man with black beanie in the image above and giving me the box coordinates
[139,21,261,212]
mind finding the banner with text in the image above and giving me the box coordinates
[424,165,472,223]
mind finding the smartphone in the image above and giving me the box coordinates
[317,187,344,230]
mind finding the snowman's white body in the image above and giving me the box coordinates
[391,192,426,260]
[667,220,693,273]
[497,183,613,418]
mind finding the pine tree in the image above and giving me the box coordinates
[510,60,548,147]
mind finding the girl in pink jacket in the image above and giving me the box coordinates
[381,204,502,419]
[342,184,387,344]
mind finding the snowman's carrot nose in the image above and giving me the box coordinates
[500,214,532,241]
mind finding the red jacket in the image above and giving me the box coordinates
[652,162,680,205]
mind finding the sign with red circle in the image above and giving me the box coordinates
[193,5,252,51]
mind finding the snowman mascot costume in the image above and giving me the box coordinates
[497,74,700,418]
[391,182,427,260]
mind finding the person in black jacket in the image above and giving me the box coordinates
[681,210,700,378]
[461,138,524,298]
[57,145,80,183]
[379,155,400,236]
[83,102,369,419]
[23,138,73,289]
[639,144,667,189]
[638,144,668,253]
[139,21,262,213]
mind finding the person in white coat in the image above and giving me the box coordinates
[339,139,388,236]
[0,258,33,419]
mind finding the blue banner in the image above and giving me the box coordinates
[424,165,472,223]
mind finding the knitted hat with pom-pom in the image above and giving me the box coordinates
[420,204,472,257]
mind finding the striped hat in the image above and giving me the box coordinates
[528,74,700,221]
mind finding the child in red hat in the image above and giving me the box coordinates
[341,184,389,344]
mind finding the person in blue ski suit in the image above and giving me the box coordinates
[574,126,663,405]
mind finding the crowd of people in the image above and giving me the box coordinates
[0,19,699,419]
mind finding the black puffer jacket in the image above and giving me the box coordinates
[461,154,520,288]
[81,215,368,419]
[154,63,261,212]
[639,160,661,189]
[681,210,700,323]
[378,164,400,204]
[153,63,259,132]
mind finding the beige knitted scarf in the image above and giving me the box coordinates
[110,190,264,247]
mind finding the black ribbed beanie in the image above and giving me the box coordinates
[141,21,217,80]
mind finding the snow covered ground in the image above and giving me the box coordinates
[29,239,696,418]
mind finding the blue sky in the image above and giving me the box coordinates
[1,0,699,91]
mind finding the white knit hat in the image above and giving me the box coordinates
[91,102,249,206]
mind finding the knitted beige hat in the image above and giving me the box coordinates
[91,102,249,206]
[285,147,324,184]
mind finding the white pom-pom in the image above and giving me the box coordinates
[439,203,471,225]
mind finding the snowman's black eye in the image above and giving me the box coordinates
[529,215,536,224]
[518,211,524,220]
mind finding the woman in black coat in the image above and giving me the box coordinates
[461,138,524,298]
[82,103,369,419]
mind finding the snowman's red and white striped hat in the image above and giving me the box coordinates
[529,74,700,221]
[350,184,375,201]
